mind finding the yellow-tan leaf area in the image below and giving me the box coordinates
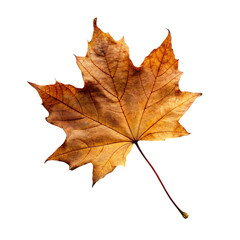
[30,18,201,185]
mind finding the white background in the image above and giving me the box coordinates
[1,0,240,239]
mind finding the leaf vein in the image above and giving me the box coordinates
[78,60,117,98]
[36,85,132,140]
[52,142,131,158]
[139,95,197,139]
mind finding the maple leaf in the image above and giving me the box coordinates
[29,18,200,218]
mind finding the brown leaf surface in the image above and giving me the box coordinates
[30,18,201,185]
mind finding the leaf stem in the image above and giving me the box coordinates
[135,141,188,219]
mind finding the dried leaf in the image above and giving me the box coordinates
[30,18,201,185]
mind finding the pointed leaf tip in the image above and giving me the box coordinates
[28,81,38,89]
[166,28,171,36]
[93,18,97,27]
[73,54,78,61]
[28,81,33,86]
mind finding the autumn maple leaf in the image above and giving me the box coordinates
[29,18,201,218]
